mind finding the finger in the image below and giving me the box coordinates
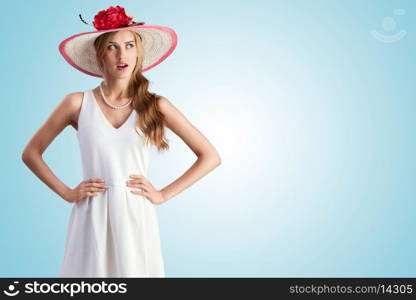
[86,178,105,183]
[93,177,105,182]
[82,186,106,193]
[90,186,106,192]
[130,189,148,197]
[131,190,149,199]
[86,191,99,197]
[86,182,107,189]
[129,177,150,186]
[82,179,104,187]
[128,182,149,192]
[129,175,146,181]
[129,180,146,187]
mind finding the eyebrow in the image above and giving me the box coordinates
[108,41,135,44]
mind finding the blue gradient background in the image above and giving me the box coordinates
[1,0,415,277]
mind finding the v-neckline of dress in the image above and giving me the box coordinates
[90,89,135,132]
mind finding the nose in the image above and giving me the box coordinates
[118,54,126,61]
[116,48,127,60]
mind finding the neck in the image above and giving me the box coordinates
[101,78,130,100]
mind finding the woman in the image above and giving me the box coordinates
[21,6,221,277]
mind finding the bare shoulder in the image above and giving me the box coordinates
[61,91,84,128]
[21,91,84,156]
[157,95,184,117]
[157,95,171,108]
[156,95,217,158]
[157,95,185,128]
[43,91,84,131]
[64,91,84,106]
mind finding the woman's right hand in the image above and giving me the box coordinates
[63,178,108,203]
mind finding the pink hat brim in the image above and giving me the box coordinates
[59,24,178,77]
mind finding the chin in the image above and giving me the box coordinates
[113,72,132,78]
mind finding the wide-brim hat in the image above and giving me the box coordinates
[58,5,177,77]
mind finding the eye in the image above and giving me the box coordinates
[107,43,135,50]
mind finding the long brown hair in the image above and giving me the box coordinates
[93,30,169,152]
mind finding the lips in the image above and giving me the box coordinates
[116,63,128,69]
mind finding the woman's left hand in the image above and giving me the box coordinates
[127,174,165,205]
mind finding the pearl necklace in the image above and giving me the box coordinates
[99,82,133,109]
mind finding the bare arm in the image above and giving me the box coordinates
[21,92,83,200]
[157,97,221,202]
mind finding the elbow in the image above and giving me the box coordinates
[216,156,222,166]
[212,155,221,167]
[21,149,30,165]
[197,153,221,167]
[196,150,221,167]
[21,148,38,165]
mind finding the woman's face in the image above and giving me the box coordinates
[102,30,139,78]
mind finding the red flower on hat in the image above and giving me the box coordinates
[93,5,132,30]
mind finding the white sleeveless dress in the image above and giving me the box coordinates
[60,89,165,277]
